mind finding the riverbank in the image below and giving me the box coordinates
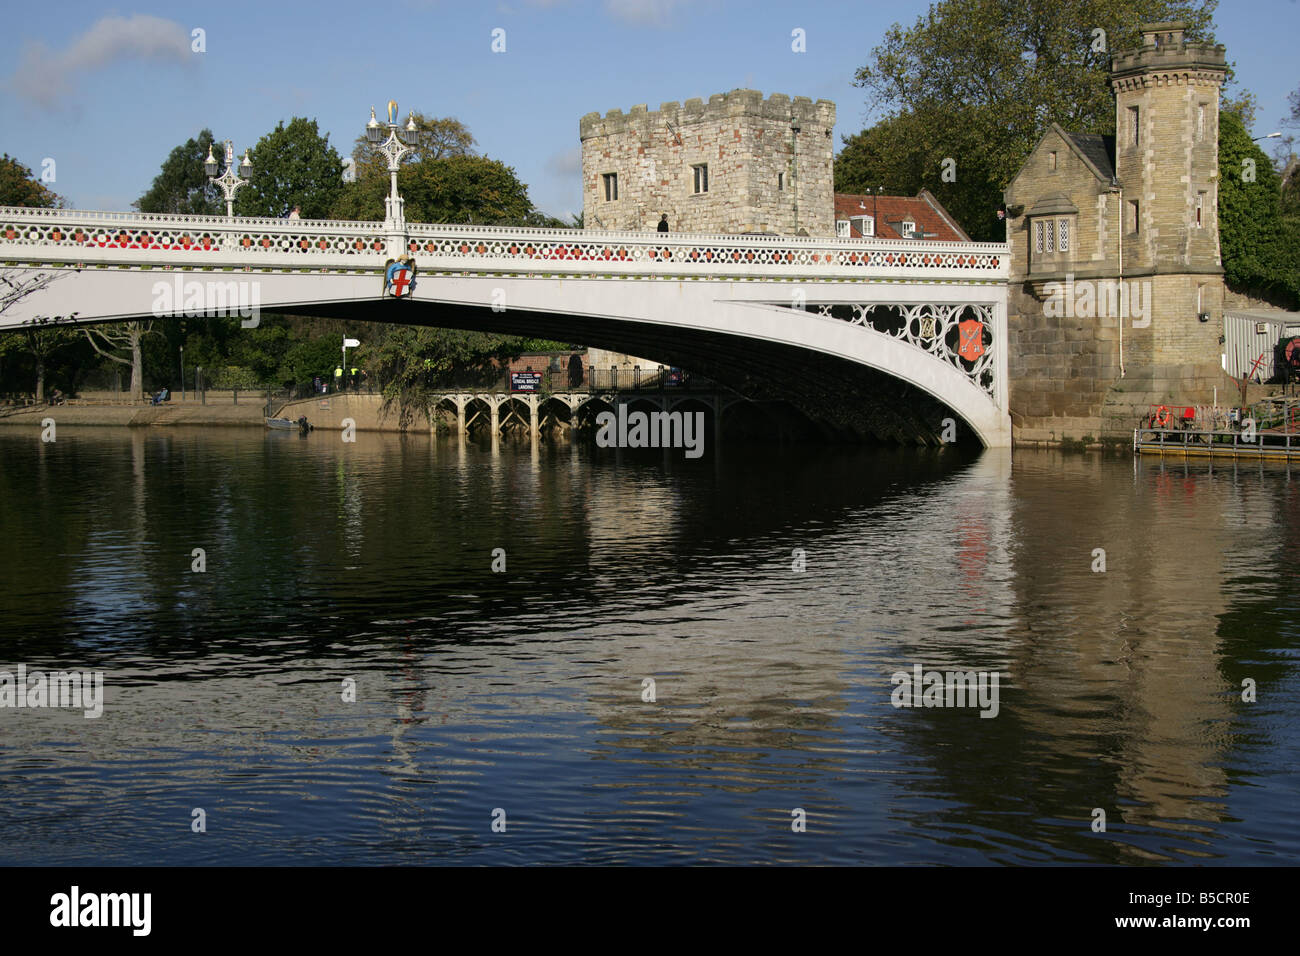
[0,392,408,431]
[0,392,1189,451]
[0,402,265,427]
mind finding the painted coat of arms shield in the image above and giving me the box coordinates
[384,258,416,298]
[957,318,985,361]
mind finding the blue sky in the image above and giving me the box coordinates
[1,0,1296,217]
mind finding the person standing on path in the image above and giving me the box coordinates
[657,214,669,234]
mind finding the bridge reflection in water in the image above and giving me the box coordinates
[0,431,1295,864]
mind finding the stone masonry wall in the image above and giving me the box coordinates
[580,90,836,236]
[1008,273,1233,445]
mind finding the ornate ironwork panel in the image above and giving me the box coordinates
[774,301,997,396]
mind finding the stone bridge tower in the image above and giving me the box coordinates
[1004,21,1230,443]
[1110,22,1228,391]
[579,89,836,236]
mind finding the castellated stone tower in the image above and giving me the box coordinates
[1110,23,1226,276]
[579,90,836,236]
[1110,22,1228,412]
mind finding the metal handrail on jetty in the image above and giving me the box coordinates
[1134,426,1300,461]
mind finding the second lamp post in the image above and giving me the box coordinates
[366,101,420,228]
[205,140,252,217]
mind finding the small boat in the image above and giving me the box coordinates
[266,416,313,433]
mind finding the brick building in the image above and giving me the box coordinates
[1004,21,1234,442]
[833,191,970,241]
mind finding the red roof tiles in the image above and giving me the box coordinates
[833,190,970,241]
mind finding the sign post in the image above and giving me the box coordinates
[342,337,360,389]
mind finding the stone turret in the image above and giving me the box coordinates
[1110,21,1227,275]
[1106,21,1228,408]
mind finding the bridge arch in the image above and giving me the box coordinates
[1,210,1010,445]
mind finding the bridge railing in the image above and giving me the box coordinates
[1,207,389,265]
[0,206,379,231]
[0,206,1008,281]
[404,223,1006,280]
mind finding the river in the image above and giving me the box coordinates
[1,427,1297,864]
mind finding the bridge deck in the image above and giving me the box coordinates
[1,206,1008,283]
[0,206,1013,447]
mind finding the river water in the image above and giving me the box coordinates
[1,427,1297,865]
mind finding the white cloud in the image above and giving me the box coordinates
[8,14,193,109]
[603,0,688,26]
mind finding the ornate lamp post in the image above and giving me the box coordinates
[365,100,421,229]
[204,140,252,217]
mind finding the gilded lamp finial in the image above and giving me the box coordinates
[387,100,399,125]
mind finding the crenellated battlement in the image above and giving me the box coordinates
[580,89,834,141]
[579,88,836,236]
[1110,21,1226,84]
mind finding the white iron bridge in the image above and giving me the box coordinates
[1,206,1011,446]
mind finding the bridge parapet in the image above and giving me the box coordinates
[405,223,1007,281]
[1,206,1007,282]
[0,206,381,231]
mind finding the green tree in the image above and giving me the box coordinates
[283,334,347,385]
[1220,90,1258,129]
[135,129,224,215]
[0,328,81,400]
[835,111,937,198]
[1218,110,1299,309]
[225,323,292,383]
[1279,84,1300,219]
[350,111,477,170]
[331,154,536,224]
[368,326,549,427]
[0,154,61,207]
[841,0,1223,240]
[235,117,344,219]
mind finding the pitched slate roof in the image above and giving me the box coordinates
[1060,130,1116,182]
[833,190,970,240]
